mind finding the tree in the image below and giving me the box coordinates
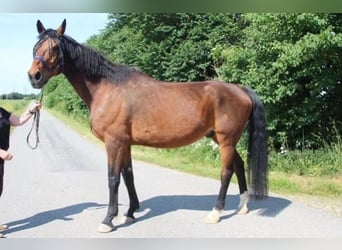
[88,13,245,82]
[213,13,342,149]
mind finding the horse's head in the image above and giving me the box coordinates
[28,19,66,89]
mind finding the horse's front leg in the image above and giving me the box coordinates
[120,152,140,224]
[97,140,129,233]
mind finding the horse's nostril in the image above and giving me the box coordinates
[34,71,42,81]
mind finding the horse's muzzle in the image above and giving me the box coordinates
[28,71,45,89]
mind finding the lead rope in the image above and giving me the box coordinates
[26,90,44,150]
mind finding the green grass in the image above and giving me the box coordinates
[269,146,342,177]
[269,172,342,196]
[0,99,30,115]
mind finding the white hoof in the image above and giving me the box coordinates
[119,216,135,224]
[204,209,222,224]
[97,223,115,233]
[237,205,249,215]
[236,191,250,215]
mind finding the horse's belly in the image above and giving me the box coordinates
[131,121,210,148]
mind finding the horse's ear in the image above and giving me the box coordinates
[57,19,66,37]
[36,20,46,34]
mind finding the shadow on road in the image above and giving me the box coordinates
[134,194,291,223]
[4,196,291,234]
[4,202,106,235]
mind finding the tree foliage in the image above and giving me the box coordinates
[0,92,36,100]
[88,13,244,81]
[213,13,342,149]
[44,13,342,151]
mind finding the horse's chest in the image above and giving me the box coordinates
[90,105,129,141]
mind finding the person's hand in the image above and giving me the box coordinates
[29,101,42,113]
[0,150,13,161]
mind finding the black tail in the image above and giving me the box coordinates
[243,87,268,199]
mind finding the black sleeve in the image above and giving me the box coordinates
[0,107,11,119]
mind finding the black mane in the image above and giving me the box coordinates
[37,29,143,83]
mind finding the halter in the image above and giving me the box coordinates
[33,55,64,72]
[33,36,64,73]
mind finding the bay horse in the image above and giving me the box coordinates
[28,19,268,233]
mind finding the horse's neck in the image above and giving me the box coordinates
[63,70,94,110]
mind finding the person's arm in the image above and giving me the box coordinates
[9,102,41,127]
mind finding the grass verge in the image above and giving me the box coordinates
[0,99,30,114]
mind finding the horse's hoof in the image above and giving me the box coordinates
[237,191,250,215]
[204,209,222,224]
[97,223,115,233]
[120,215,135,224]
[237,206,249,215]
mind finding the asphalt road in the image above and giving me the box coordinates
[1,109,341,238]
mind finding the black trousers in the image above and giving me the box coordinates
[0,163,3,198]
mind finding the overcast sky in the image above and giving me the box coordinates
[0,13,109,94]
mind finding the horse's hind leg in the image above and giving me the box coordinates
[120,155,140,224]
[205,141,235,224]
[233,150,250,215]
